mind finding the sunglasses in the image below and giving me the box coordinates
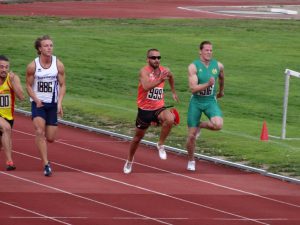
[148,56,161,60]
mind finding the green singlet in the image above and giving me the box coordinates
[187,59,223,127]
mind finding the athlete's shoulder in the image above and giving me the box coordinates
[192,59,200,65]
[55,56,65,73]
[26,60,36,74]
[143,65,152,72]
[159,65,166,70]
[56,58,64,67]
[193,59,205,69]
[217,61,224,71]
[210,58,217,63]
[28,57,37,66]
[210,58,222,66]
[191,59,202,71]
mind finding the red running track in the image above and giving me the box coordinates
[1,0,300,19]
[0,113,299,225]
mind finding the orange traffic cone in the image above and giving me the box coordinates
[260,121,269,141]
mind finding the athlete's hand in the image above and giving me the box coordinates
[35,99,44,108]
[9,71,15,81]
[57,103,63,118]
[208,77,215,86]
[172,92,179,102]
[217,91,224,98]
[160,69,171,81]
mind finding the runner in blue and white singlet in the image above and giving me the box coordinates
[31,55,59,104]
[26,35,66,177]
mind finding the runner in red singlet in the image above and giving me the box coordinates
[123,48,179,174]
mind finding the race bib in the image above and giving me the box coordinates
[197,85,214,96]
[147,87,163,100]
[37,81,53,93]
[0,94,11,108]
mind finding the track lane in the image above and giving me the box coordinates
[1,113,299,224]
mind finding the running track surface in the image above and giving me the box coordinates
[0,113,299,225]
[1,0,300,19]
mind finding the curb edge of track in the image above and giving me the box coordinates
[15,108,300,185]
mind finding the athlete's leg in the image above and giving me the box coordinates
[44,103,58,143]
[126,108,151,163]
[186,127,199,161]
[157,109,174,146]
[186,98,202,162]
[45,125,58,143]
[200,116,223,131]
[127,128,147,162]
[33,117,48,165]
[0,118,13,163]
[200,101,223,131]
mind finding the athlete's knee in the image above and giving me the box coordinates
[1,124,12,134]
[210,117,223,130]
[46,137,55,143]
[132,136,140,142]
[45,131,56,143]
[162,115,174,127]
[163,119,174,128]
[212,122,223,130]
[159,110,174,126]
[132,137,142,147]
[35,127,45,138]
[132,132,145,144]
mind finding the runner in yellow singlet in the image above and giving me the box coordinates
[0,55,25,170]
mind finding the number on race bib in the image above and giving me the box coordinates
[147,88,163,100]
[198,85,214,96]
[37,81,53,93]
[0,94,10,108]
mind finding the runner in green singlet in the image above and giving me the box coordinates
[186,41,225,171]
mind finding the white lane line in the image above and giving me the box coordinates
[11,217,87,219]
[0,172,172,225]
[11,138,127,143]
[178,6,237,17]
[56,139,127,143]
[214,218,288,221]
[12,216,187,221]
[11,150,269,225]
[177,6,295,19]
[14,129,300,209]
[114,217,287,221]
[0,200,71,225]
[113,217,188,220]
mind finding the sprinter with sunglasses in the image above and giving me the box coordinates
[123,48,179,174]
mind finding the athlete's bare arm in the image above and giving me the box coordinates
[9,72,24,101]
[57,59,66,117]
[188,63,214,94]
[217,62,225,98]
[139,67,169,91]
[26,61,43,107]
[165,67,179,102]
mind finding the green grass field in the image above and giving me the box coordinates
[0,16,299,177]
